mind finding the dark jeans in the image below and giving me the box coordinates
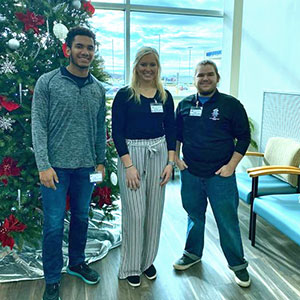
[41,167,94,284]
[180,169,248,271]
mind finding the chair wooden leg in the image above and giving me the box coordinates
[251,212,257,247]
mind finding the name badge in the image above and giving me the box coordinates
[89,172,103,183]
[189,107,203,117]
[150,103,163,113]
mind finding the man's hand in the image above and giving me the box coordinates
[39,167,59,190]
[175,157,188,171]
[215,152,243,177]
[96,164,105,183]
[215,164,235,177]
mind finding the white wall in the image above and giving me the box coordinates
[221,0,300,170]
[239,0,300,145]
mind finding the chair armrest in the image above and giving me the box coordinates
[245,151,264,157]
[246,165,300,173]
[249,167,300,178]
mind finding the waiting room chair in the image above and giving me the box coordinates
[237,137,300,204]
[248,167,300,247]
[236,137,300,238]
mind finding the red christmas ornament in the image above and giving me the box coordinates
[66,194,70,211]
[0,157,21,177]
[0,215,27,250]
[0,95,20,112]
[15,10,45,34]
[92,186,112,208]
[62,42,69,58]
[83,1,95,16]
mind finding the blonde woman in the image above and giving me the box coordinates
[112,47,176,287]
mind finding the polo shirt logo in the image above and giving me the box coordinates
[210,108,220,121]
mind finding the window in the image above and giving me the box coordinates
[91,10,125,95]
[131,12,222,97]
[92,0,124,3]
[91,1,223,98]
[131,0,224,10]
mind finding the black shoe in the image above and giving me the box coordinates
[127,276,141,287]
[234,269,251,287]
[173,255,201,271]
[144,265,157,280]
[67,262,100,285]
[43,282,61,300]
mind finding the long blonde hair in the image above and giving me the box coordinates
[129,46,167,103]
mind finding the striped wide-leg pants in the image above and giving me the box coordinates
[118,136,168,279]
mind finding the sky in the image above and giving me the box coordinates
[92,0,223,10]
[90,1,223,84]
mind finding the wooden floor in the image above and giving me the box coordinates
[1,178,300,300]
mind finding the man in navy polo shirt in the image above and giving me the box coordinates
[174,60,251,288]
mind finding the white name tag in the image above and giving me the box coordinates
[189,107,203,117]
[89,172,103,183]
[150,103,163,113]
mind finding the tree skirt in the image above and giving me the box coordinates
[0,208,121,282]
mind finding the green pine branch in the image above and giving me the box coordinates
[0,0,119,250]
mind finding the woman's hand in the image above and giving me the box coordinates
[160,164,173,186]
[126,166,140,190]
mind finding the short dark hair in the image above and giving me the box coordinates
[195,60,221,80]
[65,26,96,48]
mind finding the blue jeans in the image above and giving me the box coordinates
[41,167,94,284]
[180,169,248,271]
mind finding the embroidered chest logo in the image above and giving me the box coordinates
[210,108,220,120]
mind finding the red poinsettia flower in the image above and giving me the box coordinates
[62,42,69,58]
[83,1,95,16]
[0,95,20,112]
[1,178,8,186]
[92,186,112,208]
[0,232,14,250]
[0,215,27,250]
[3,215,27,232]
[15,10,45,34]
[0,157,21,177]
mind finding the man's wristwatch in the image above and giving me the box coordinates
[167,161,176,167]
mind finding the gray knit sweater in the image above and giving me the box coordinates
[32,68,106,171]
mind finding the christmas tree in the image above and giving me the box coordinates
[0,0,119,251]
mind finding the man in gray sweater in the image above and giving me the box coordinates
[32,27,106,300]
